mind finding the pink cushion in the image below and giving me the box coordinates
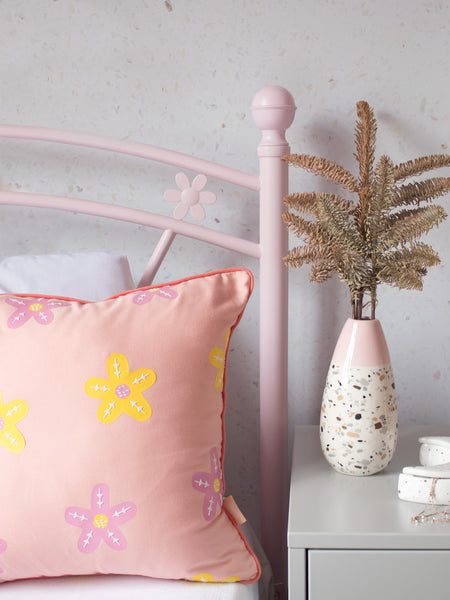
[0,269,259,584]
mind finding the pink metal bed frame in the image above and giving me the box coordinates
[0,86,296,598]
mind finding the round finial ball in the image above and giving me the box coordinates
[251,86,296,132]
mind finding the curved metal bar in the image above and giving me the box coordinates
[0,190,261,259]
[138,229,177,287]
[0,125,260,192]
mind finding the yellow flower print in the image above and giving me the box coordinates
[85,353,156,424]
[193,573,240,583]
[0,391,28,453]
[209,329,231,392]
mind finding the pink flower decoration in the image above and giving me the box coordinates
[164,172,216,221]
[65,483,136,554]
[133,285,178,306]
[0,539,6,574]
[192,448,224,521]
[6,297,69,329]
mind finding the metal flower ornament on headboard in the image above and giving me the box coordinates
[164,172,216,221]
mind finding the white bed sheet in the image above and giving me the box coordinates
[1,575,259,600]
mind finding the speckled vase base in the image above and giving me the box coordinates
[320,319,398,476]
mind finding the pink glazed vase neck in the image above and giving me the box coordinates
[332,318,391,367]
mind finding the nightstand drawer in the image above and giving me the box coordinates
[308,549,450,600]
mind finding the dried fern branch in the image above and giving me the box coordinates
[391,177,450,208]
[282,208,335,246]
[378,243,440,274]
[333,246,373,292]
[366,156,395,248]
[378,263,426,290]
[393,154,450,181]
[316,194,365,254]
[283,192,320,213]
[283,192,357,217]
[380,205,447,250]
[354,100,377,189]
[283,245,332,267]
[282,100,450,319]
[282,212,318,239]
[373,155,396,211]
[282,153,360,193]
[310,259,337,283]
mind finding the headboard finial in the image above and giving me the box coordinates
[251,86,296,156]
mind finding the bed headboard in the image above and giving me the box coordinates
[0,86,296,596]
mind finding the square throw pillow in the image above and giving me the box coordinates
[0,268,260,585]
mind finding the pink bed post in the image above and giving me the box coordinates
[251,87,296,597]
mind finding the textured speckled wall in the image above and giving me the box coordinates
[0,0,448,530]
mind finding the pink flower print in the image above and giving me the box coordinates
[65,483,136,554]
[6,296,69,329]
[133,285,178,306]
[85,353,156,423]
[192,448,224,521]
[0,539,6,574]
[0,391,28,453]
[164,172,216,221]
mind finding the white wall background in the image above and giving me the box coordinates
[0,0,448,531]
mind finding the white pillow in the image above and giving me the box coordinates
[0,252,135,301]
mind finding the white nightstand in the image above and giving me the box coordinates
[288,425,450,600]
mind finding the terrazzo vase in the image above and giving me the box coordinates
[320,318,398,476]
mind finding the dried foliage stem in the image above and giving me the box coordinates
[282,103,449,320]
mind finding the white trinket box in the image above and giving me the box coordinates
[419,436,450,466]
[398,462,450,504]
